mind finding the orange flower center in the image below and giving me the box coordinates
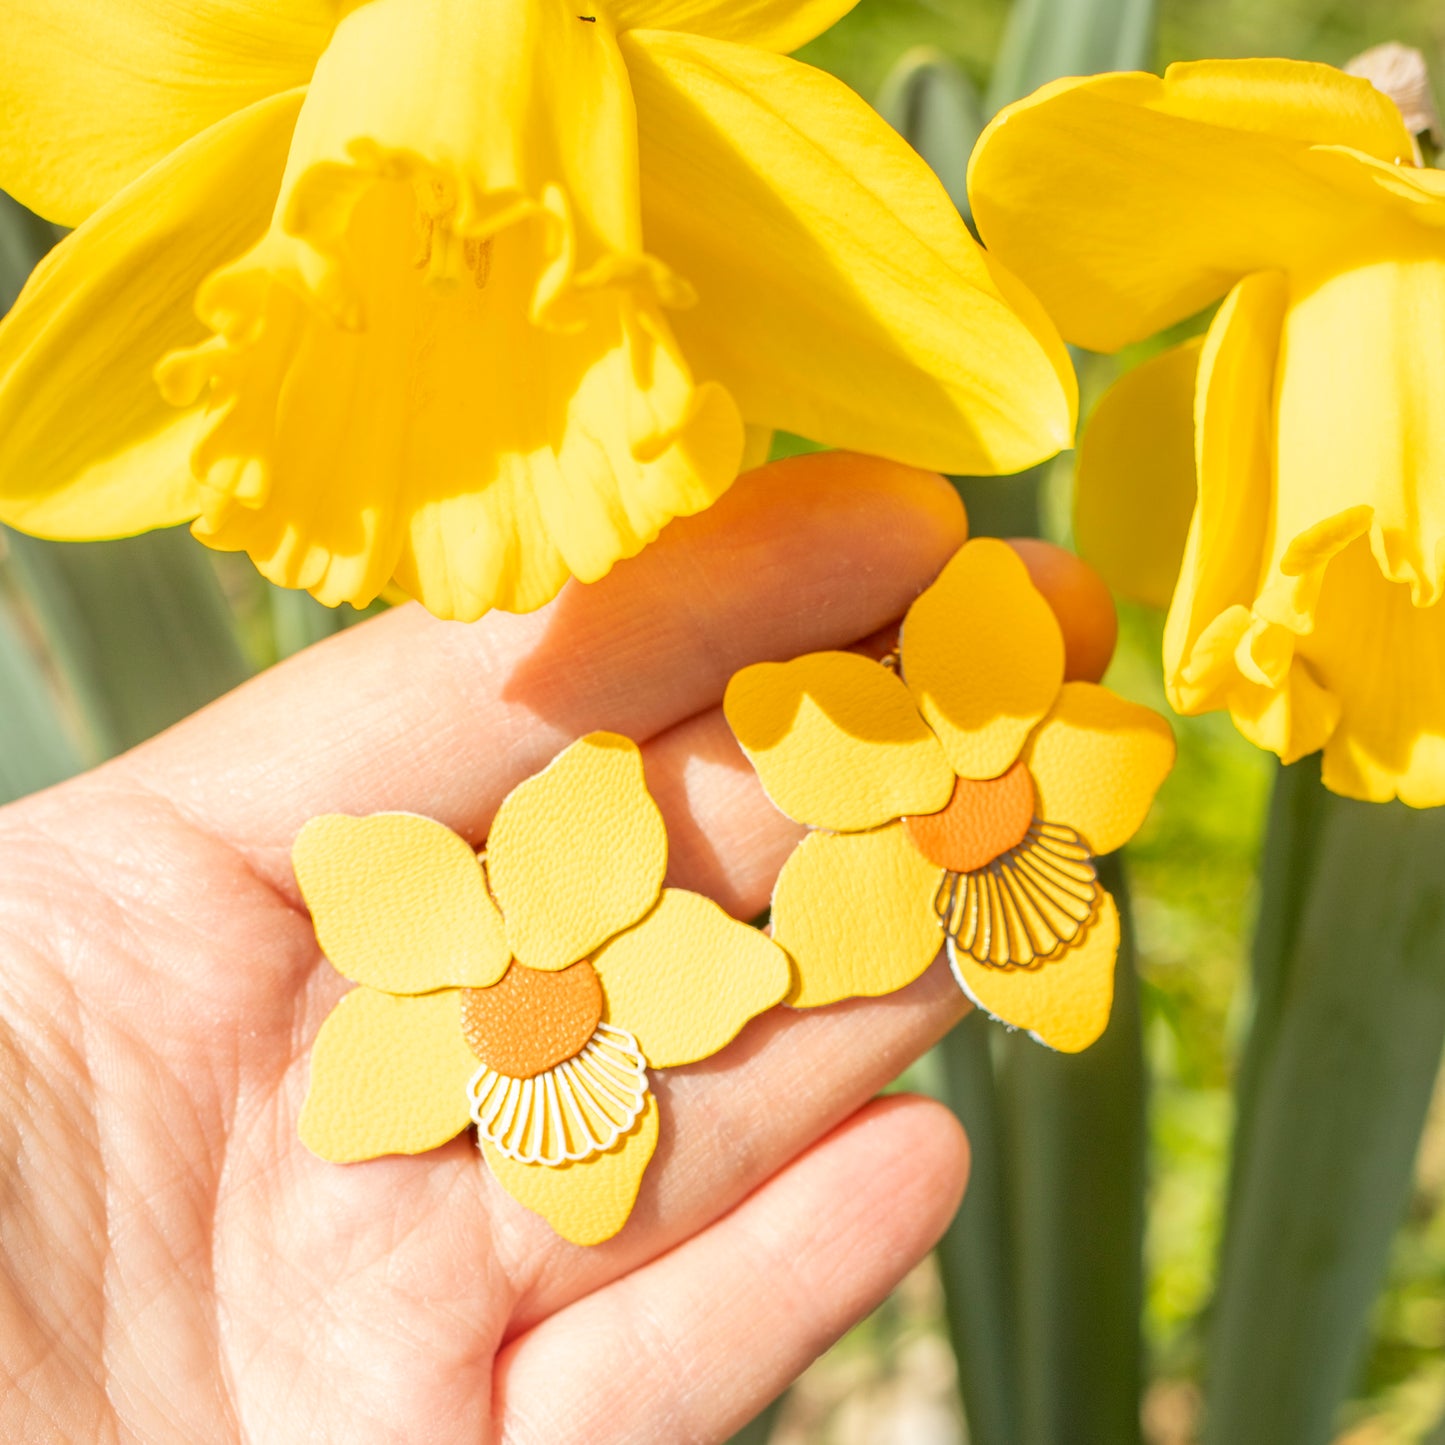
[905,761,1036,873]
[461,959,603,1078]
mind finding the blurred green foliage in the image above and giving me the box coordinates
[800,0,1445,101]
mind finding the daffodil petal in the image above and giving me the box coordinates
[1162,275,1345,768]
[1299,144,1445,221]
[625,29,1076,475]
[488,733,668,972]
[482,1091,660,1245]
[1172,270,1284,654]
[299,987,477,1162]
[1023,684,1175,856]
[1305,539,1445,807]
[1159,58,1414,158]
[772,824,942,1009]
[902,538,1065,780]
[592,889,790,1067]
[1273,254,1445,608]
[0,91,302,541]
[1176,607,1339,766]
[969,60,1415,352]
[1075,341,1201,611]
[183,224,737,619]
[293,814,510,993]
[1,1,331,226]
[162,0,740,621]
[391,302,741,617]
[284,0,641,259]
[386,452,571,621]
[1208,241,1445,797]
[724,652,954,831]
[950,892,1120,1052]
[1163,276,1301,723]
[612,0,857,52]
[534,364,745,591]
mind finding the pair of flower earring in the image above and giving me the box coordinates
[296,538,1174,1244]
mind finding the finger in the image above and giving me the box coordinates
[115,454,968,887]
[1008,537,1118,683]
[493,1095,968,1445]
[643,704,802,920]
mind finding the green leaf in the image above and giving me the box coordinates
[952,469,1044,539]
[724,1396,784,1445]
[876,47,984,217]
[1000,854,1146,1445]
[0,189,63,313]
[269,586,350,661]
[938,858,1146,1445]
[1217,756,1331,1246]
[1,192,78,801]
[1,192,251,757]
[1425,1399,1445,1445]
[792,0,1002,117]
[986,0,1155,116]
[936,1011,1021,1445]
[1205,769,1445,1445]
[0,592,83,803]
[6,530,251,755]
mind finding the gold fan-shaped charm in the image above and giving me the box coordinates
[468,1023,650,1166]
[935,819,1099,969]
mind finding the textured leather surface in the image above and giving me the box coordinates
[487,732,668,972]
[460,960,603,1077]
[724,651,954,832]
[294,812,509,993]
[1024,682,1176,855]
[593,888,791,1068]
[901,537,1065,780]
[905,762,1035,872]
[772,822,942,1008]
[299,987,476,1162]
[482,1092,660,1246]
[950,892,1120,1053]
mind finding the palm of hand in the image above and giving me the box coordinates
[0,466,976,1443]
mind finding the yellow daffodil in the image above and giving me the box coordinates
[294,732,789,1244]
[971,58,1445,805]
[0,0,1075,622]
[725,539,1173,1052]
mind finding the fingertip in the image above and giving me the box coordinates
[850,1093,972,1237]
[743,449,969,555]
[1007,537,1119,683]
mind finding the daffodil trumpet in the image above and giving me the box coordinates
[725,538,1174,1053]
[971,57,1445,806]
[0,0,1074,622]
[294,732,791,1245]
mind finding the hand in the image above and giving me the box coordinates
[0,455,1106,1442]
